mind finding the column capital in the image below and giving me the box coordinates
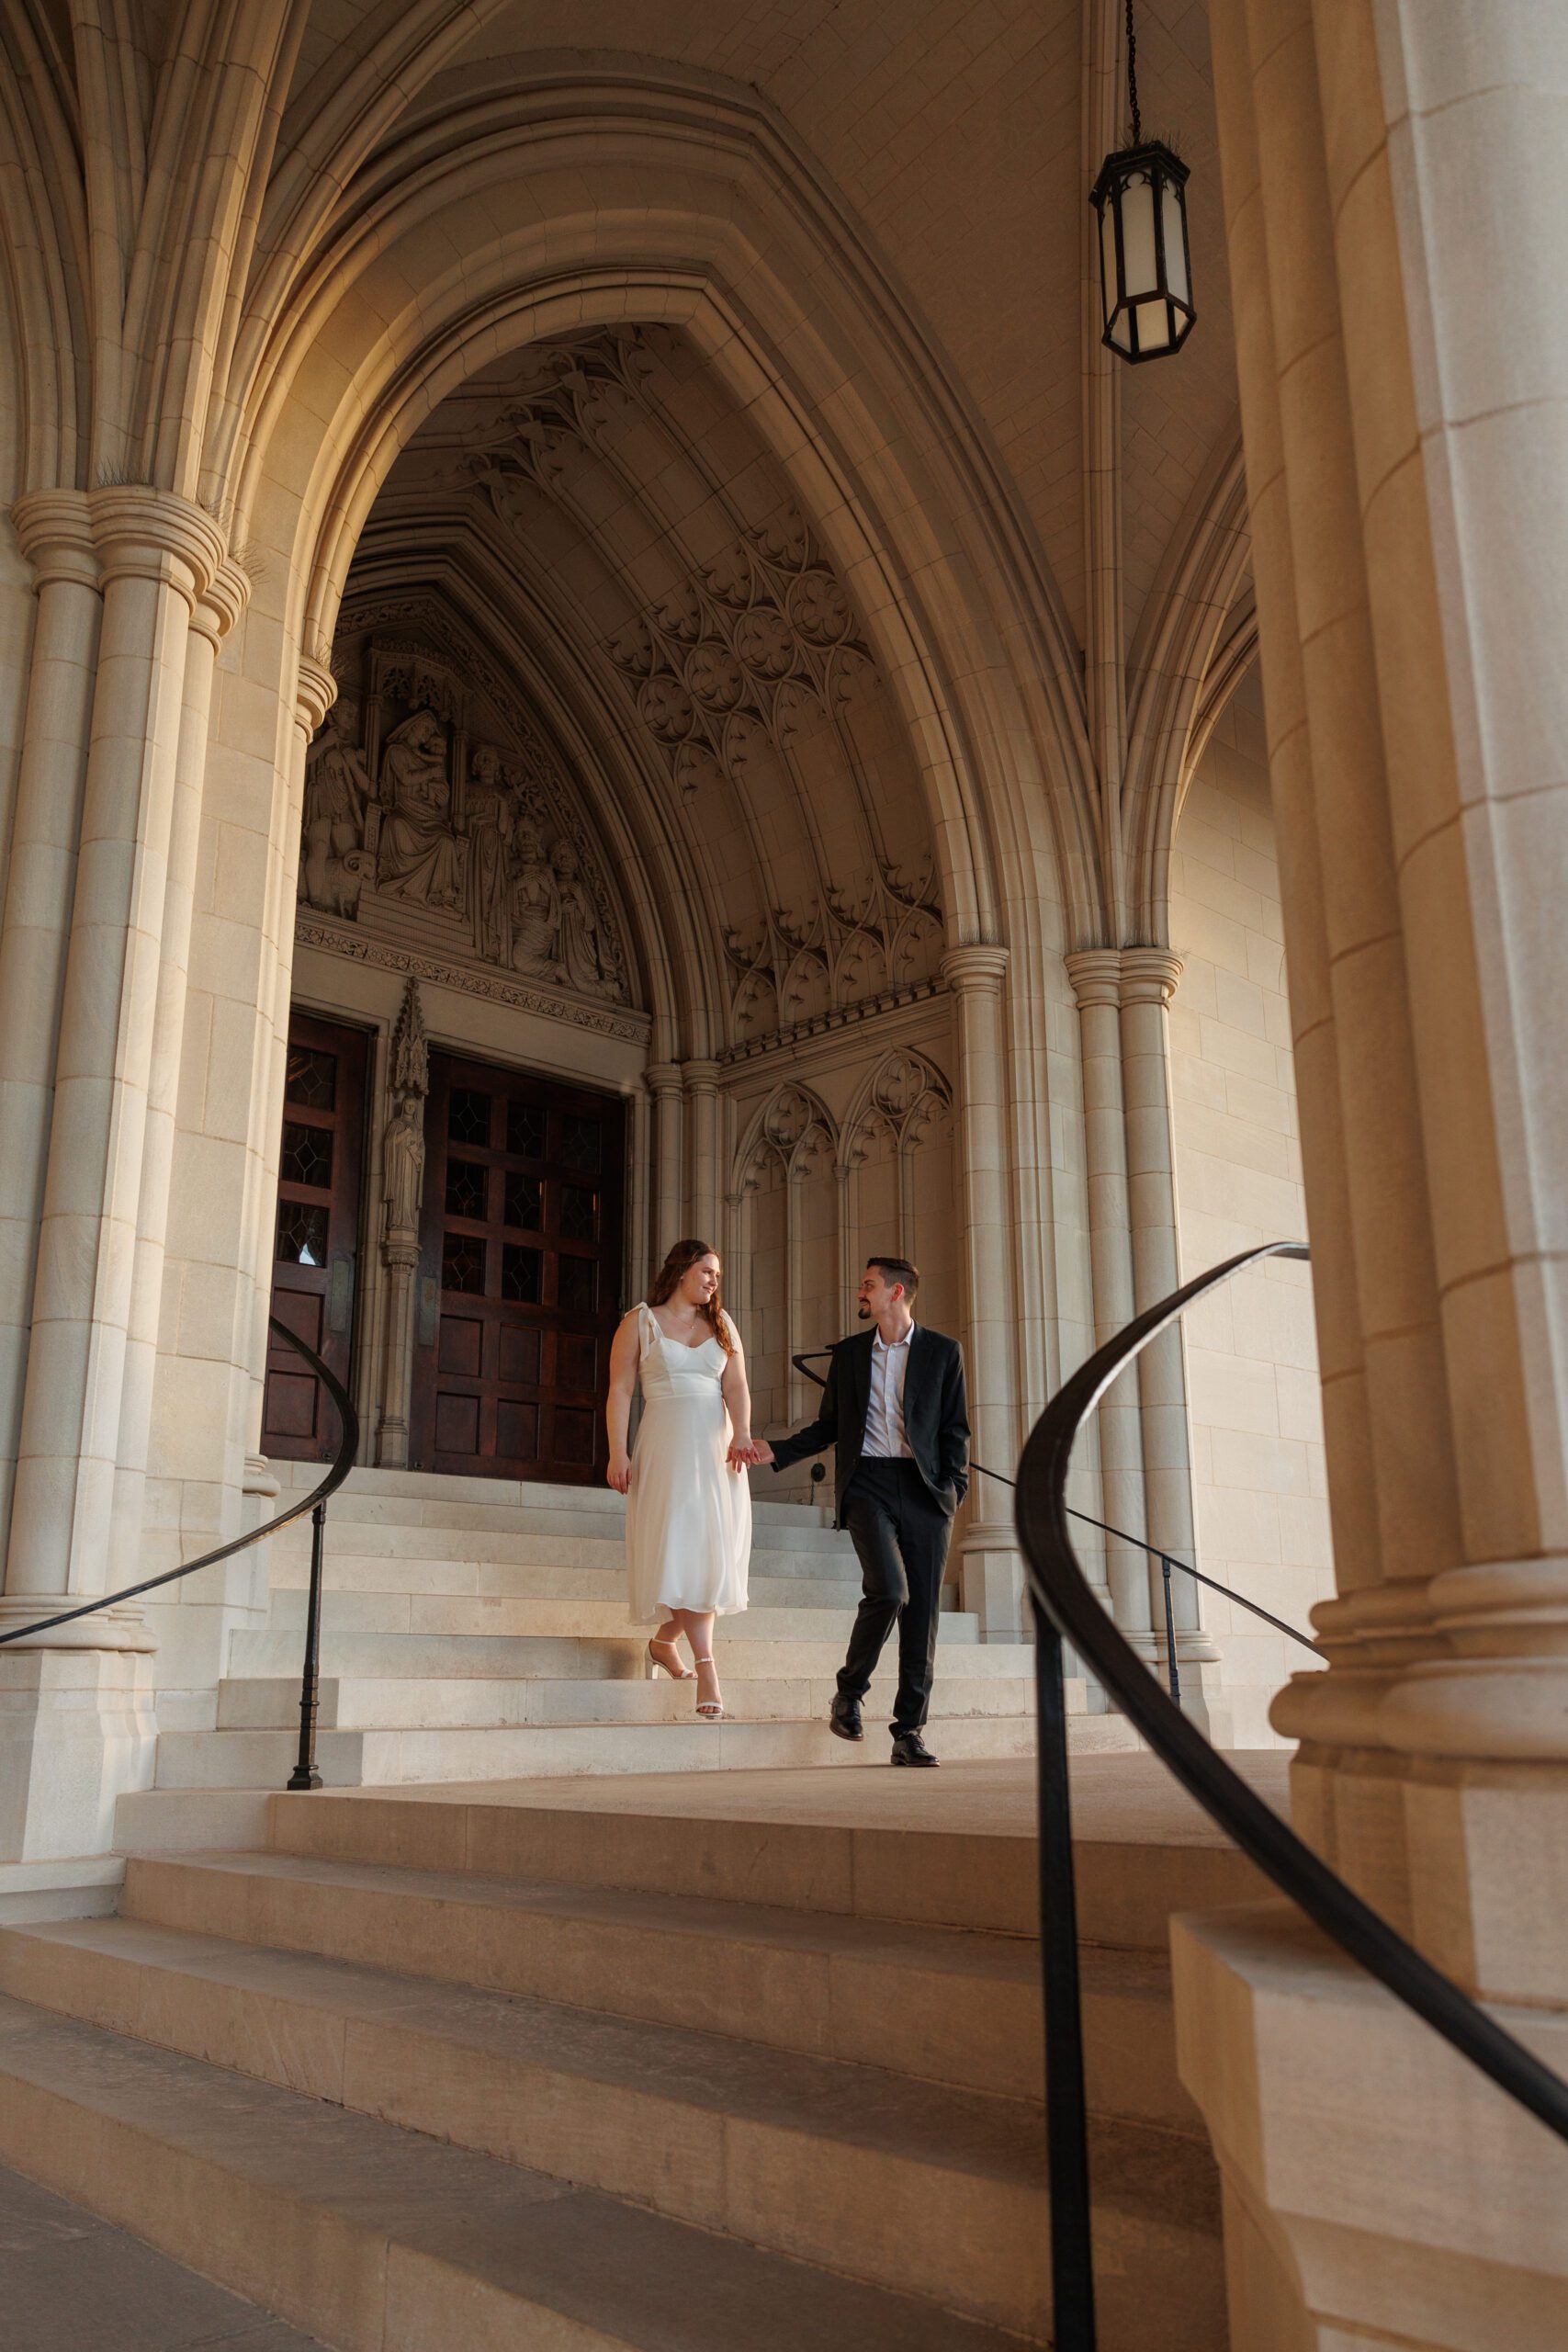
[643,1060,684,1098]
[294,652,337,738]
[1119,946,1184,1007]
[1064,946,1123,1010]
[192,557,252,651]
[682,1057,721,1093]
[9,490,99,593]
[86,485,225,605]
[942,943,1009,994]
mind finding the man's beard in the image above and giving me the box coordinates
[857,1304,871,1318]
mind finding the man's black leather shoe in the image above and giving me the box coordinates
[890,1730,939,1768]
[829,1694,863,1742]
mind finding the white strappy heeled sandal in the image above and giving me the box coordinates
[646,1634,694,1680]
[693,1657,726,1720]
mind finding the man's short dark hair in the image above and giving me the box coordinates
[865,1254,919,1300]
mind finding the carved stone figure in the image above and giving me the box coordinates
[551,835,618,999]
[510,818,559,979]
[382,1091,425,1245]
[378,711,461,908]
[467,742,514,967]
[299,704,370,914]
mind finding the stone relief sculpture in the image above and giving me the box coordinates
[510,818,560,980]
[378,711,462,908]
[294,616,630,1010]
[299,703,373,918]
[551,837,621,1000]
[467,742,514,966]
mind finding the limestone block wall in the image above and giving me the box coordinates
[722,1013,960,1510]
[1169,677,1331,1743]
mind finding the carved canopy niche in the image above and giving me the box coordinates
[298,594,633,1013]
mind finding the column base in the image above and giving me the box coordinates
[956,1522,1028,1643]
[1173,1900,1568,2348]
[0,1592,153,1650]
[0,1647,157,1864]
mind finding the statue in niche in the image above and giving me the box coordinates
[467,742,514,967]
[378,711,461,909]
[299,703,372,917]
[381,1089,425,1247]
[551,835,620,1000]
[510,817,560,979]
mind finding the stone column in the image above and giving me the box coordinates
[645,1061,684,1276]
[683,1058,721,1244]
[1065,949,1156,1659]
[1176,4,1568,2341]
[1,487,222,1638]
[1120,948,1223,1689]
[942,945,1024,1640]
[0,495,102,1564]
[110,559,251,1577]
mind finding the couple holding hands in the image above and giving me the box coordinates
[604,1238,970,1764]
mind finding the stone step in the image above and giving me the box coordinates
[265,1554,864,1608]
[0,1991,1021,2352]
[118,1846,1197,2132]
[272,1504,850,1555]
[273,1459,833,1530]
[259,1589,981,1644]
[215,1668,1040,1732]
[0,1919,1223,2344]
[228,1626,1036,1682]
[264,1767,1252,1952]
[150,1710,1072,1791]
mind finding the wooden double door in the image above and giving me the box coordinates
[264,1015,625,1483]
[410,1050,626,1483]
[262,1012,369,1461]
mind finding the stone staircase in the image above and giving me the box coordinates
[144,1464,1133,1800]
[0,1762,1251,2348]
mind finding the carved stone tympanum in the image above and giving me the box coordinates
[295,605,630,1012]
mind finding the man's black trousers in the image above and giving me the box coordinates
[838,1457,954,1735]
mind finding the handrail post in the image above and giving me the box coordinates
[287,1499,328,1792]
[1032,1592,1098,2351]
[1160,1555,1181,1706]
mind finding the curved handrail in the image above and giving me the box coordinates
[0,1315,360,1648]
[787,1345,1317,1656]
[1014,1242,1568,2349]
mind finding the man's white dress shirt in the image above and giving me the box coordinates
[862,1324,916,1460]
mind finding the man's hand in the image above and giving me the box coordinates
[749,1438,775,1466]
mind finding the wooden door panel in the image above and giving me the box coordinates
[410,1051,625,1484]
[263,1013,368,1462]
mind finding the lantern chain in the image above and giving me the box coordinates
[1124,0,1142,148]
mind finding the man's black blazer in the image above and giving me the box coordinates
[769,1325,970,1528]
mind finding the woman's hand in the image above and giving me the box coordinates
[607,1450,633,1495]
[726,1436,759,1471]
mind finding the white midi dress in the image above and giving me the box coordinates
[624,1303,751,1628]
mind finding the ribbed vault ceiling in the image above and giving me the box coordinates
[350,325,946,1043]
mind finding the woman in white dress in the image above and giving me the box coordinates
[605,1239,755,1721]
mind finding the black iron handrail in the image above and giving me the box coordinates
[1013,1241,1568,2351]
[0,1315,359,1792]
[787,1345,1317,1677]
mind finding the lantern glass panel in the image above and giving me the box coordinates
[1135,299,1172,355]
[1100,203,1121,335]
[1162,180,1190,303]
[1121,170,1157,298]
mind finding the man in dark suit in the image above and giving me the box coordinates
[750,1256,969,1767]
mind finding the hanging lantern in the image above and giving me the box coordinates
[1089,2,1195,363]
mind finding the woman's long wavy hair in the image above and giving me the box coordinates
[648,1238,734,1355]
